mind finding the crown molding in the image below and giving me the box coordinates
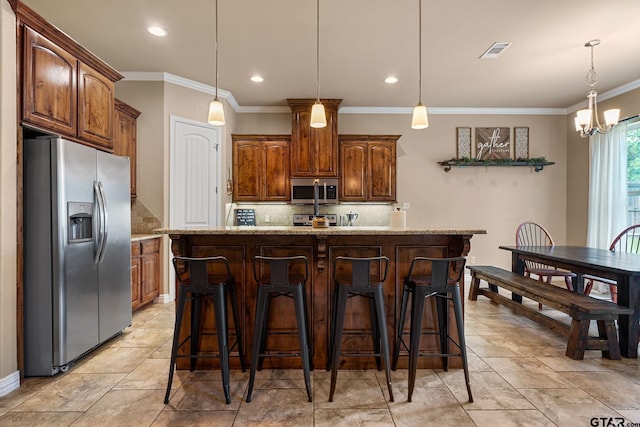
[120,71,637,116]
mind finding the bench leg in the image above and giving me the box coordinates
[597,320,621,360]
[566,319,590,360]
[469,274,481,301]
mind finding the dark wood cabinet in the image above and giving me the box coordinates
[22,27,77,137]
[77,62,115,149]
[232,135,290,202]
[131,238,160,311]
[287,99,341,177]
[17,2,122,151]
[339,135,399,202]
[130,242,141,310]
[114,100,141,197]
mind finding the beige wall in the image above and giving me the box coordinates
[0,0,17,385]
[115,81,238,297]
[566,87,640,245]
[234,110,568,269]
[119,81,570,273]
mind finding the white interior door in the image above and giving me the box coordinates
[170,116,221,228]
[168,117,221,301]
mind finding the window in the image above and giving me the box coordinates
[627,119,640,226]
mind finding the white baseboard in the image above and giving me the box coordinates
[0,370,20,397]
[153,293,173,304]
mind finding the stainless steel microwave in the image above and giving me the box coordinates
[290,178,339,204]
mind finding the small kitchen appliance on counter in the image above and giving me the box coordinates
[293,214,338,226]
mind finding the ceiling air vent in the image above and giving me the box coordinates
[479,42,513,59]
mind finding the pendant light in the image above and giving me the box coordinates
[574,39,620,137]
[208,0,225,126]
[310,0,327,128]
[411,0,429,130]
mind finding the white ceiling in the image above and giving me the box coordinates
[21,0,640,111]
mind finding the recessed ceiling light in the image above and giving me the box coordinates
[384,76,398,84]
[250,75,264,83]
[147,26,167,37]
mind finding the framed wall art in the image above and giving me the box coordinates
[475,127,511,160]
[514,127,529,159]
[456,127,472,159]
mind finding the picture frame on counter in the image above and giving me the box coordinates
[456,127,472,159]
[475,127,511,161]
[514,127,529,159]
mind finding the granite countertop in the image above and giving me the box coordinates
[131,233,162,242]
[154,226,487,236]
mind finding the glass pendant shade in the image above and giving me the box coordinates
[208,99,225,126]
[310,102,327,128]
[574,117,582,132]
[411,104,429,129]
[604,109,620,127]
[576,109,592,126]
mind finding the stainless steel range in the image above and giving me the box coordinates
[293,214,338,226]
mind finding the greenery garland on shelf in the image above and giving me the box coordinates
[438,156,553,172]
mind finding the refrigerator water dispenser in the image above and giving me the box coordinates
[68,202,93,242]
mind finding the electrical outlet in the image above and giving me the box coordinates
[402,202,410,210]
[470,256,476,264]
[264,214,270,223]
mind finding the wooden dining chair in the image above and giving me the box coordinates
[584,224,640,303]
[515,221,576,309]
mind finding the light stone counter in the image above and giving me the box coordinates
[155,226,486,236]
[131,233,162,242]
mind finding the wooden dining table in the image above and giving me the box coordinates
[499,245,640,358]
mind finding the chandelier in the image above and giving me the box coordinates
[574,40,619,138]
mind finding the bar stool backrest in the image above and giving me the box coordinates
[252,255,309,286]
[407,256,466,290]
[333,256,389,290]
[172,256,233,287]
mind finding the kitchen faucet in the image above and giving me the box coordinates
[313,179,320,217]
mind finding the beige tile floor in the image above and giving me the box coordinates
[1,284,640,426]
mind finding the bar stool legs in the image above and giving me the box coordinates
[246,256,313,403]
[393,256,473,403]
[328,256,394,403]
[165,256,244,405]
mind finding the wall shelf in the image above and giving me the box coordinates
[438,159,555,172]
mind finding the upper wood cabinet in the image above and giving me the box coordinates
[114,99,141,197]
[339,135,399,202]
[17,2,122,151]
[22,27,77,137]
[287,99,342,178]
[77,62,115,149]
[232,135,290,202]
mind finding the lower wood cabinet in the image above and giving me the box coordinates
[131,237,160,311]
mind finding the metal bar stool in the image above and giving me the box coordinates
[246,255,313,403]
[392,256,472,402]
[165,256,246,405]
[328,256,394,402]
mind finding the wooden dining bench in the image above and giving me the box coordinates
[467,265,632,360]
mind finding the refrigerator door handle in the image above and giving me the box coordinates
[93,181,106,263]
[97,181,109,263]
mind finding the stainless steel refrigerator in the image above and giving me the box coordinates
[24,136,132,376]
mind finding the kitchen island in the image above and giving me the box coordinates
[157,226,486,370]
